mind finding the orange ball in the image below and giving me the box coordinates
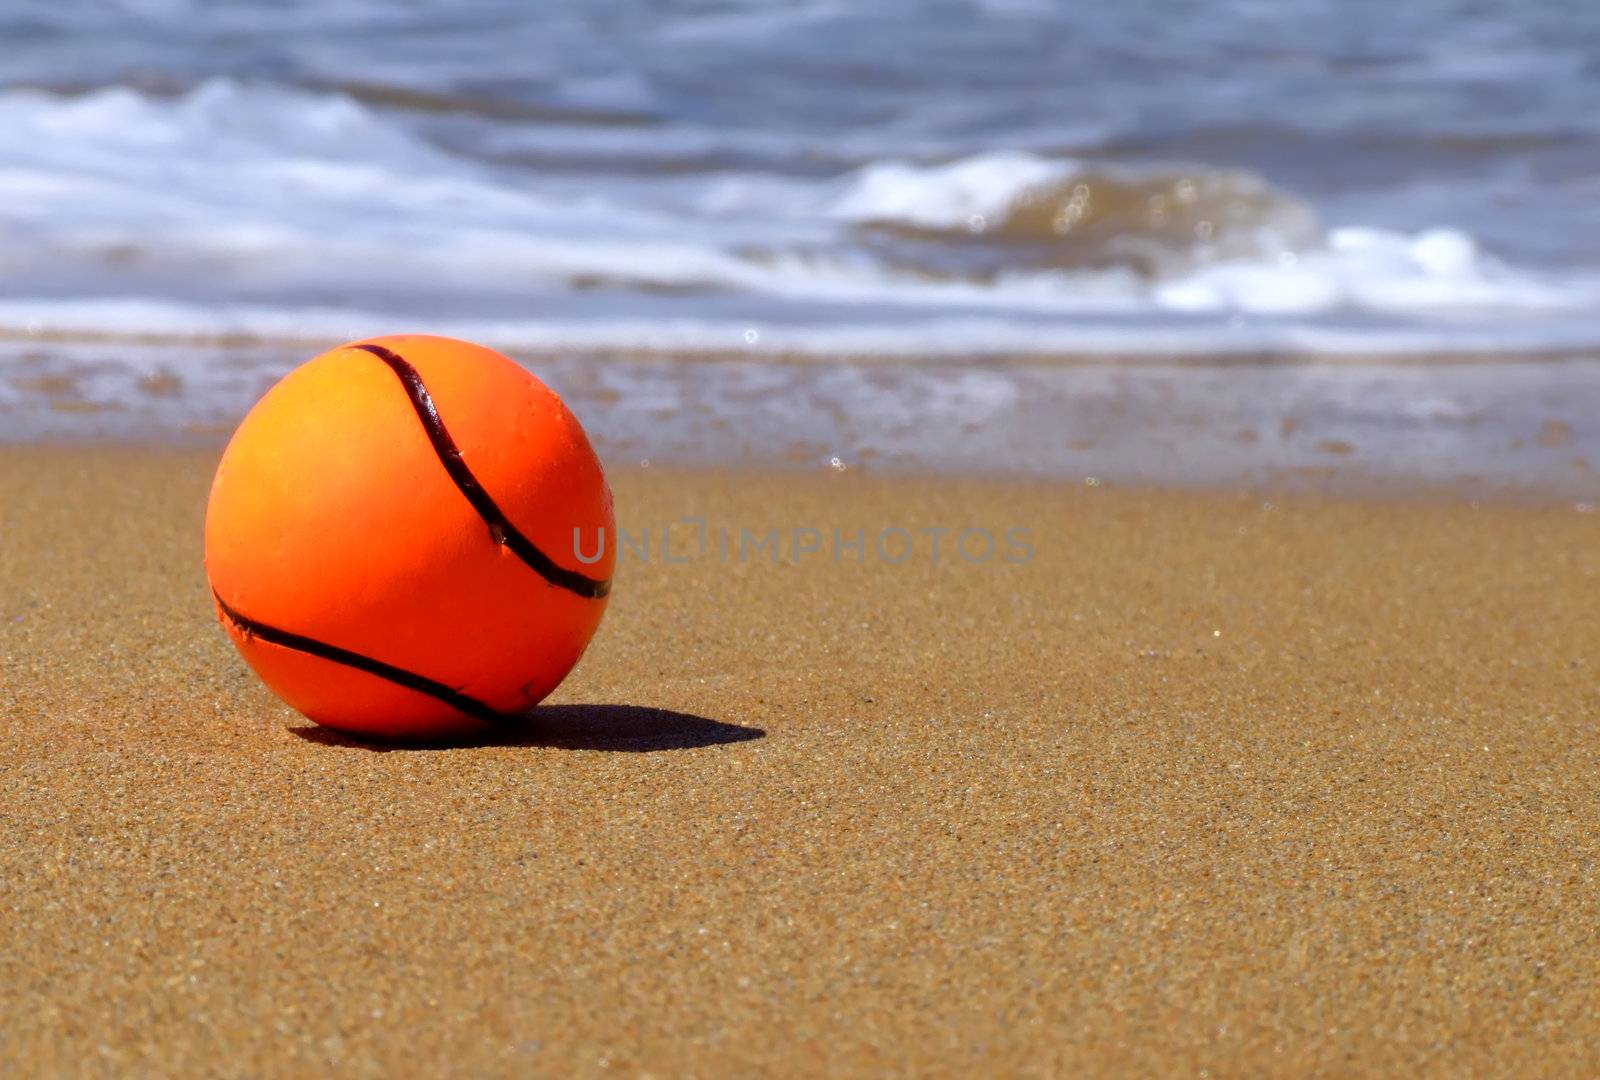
[205,334,615,740]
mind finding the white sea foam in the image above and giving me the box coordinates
[4,82,1600,359]
[829,151,1076,231]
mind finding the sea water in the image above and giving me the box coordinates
[1,0,1597,492]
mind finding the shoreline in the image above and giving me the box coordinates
[12,322,1600,367]
[1,439,1596,512]
[3,341,1597,504]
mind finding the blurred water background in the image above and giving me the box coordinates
[2,0,1597,493]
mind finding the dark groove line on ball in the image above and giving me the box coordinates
[350,342,612,600]
[213,592,511,726]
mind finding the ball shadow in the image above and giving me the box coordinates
[287,703,764,753]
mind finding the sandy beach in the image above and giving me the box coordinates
[2,446,1597,1075]
[10,1,1600,1074]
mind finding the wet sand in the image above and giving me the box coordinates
[2,446,1598,1075]
[6,339,1600,500]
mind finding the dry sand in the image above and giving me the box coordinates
[2,446,1598,1076]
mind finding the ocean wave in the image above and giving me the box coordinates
[3,82,1600,358]
[832,152,1320,277]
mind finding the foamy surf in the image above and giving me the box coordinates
[4,81,1600,360]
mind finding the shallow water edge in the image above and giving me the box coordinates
[1,339,1596,505]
